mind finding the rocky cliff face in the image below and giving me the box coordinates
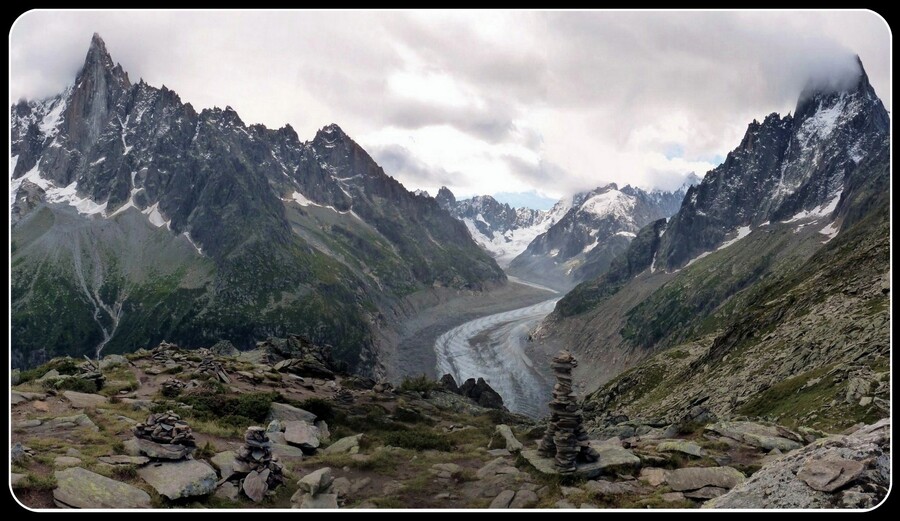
[10,34,505,372]
[535,59,889,436]
[655,57,888,271]
[508,179,697,289]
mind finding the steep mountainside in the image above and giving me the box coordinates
[507,178,697,289]
[534,58,890,430]
[434,187,565,267]
[10,34,505,372]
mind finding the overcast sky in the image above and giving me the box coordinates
[9,10,891,208]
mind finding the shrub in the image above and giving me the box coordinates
[398,375,441,398]
[45,377,98,394]
[382,428,453,451]
[180,391,277,424]
[295,397,335,422]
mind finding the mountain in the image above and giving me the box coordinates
[10,34,505,372]
[435,186,565,267]
[506,178,698,289]
[533,58,889,433]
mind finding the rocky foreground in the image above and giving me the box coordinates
[10,339,890,509]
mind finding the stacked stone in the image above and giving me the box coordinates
[235,427,284,502]
[161,378,186,397]
[538,351,596,473]
[334,388,354,405]
[150,341,184,363]
[197,357,230,383]
[133,410,196,447]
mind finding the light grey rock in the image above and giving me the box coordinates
[705,421,803,452]
[211,451,237,480]
[683,486,728,499]
[315,420,330,442]
[331,476,351,498]
[496,425,524,452]
[137,459,217,499]
[350,477,371,494]
[638,467,669,487]
[706,419,889,509]
[487,448,512,457]
[11,473,27,488]
[322,434,362,455]
[11,390,47,405]
[133,438,193,460]
[297,493,338,509]
[509,489,538,508]
[666,466,745,492]
[267,403,316,424]
[242,468,270,502]
[296,467,333,496]
[284,421,321,450]
[584,479,639,496]
[100,354,128,369]
[266,419,284,433]
[656,440,704,458]
[11,443,27,463]
[62,391,108,408]
[796,456,865,492]
[97,455,150,466]
[215,481,241,502]
[53,456,83,467]
[476,457,519,479]
[489,489,516,508]
[661,492,686,502]
[53,467,151,508]
[270,442,305,459]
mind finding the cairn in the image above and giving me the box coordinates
[333,388,354,405]
[133,410,196,448]
[234,427,284,502]
[197,357,231,383]
[150,341,185,364]
[161,378,186,397]
[538,351,598,473]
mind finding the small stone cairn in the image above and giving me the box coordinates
[538,351,598,473]
[234,427,284,502]
[197,357,230,383]
[133,410,196,448]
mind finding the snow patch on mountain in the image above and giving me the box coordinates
[580,189,636,219]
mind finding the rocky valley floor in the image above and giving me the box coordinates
[9,342,891,510]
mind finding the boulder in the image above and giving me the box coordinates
[683,486,728,499]
[267,403,317,424]
[586,443,642,476]
[215,481,241,502]
[489,490,516,508]
[666,466,745,492]
[458,377,504,409]
[242,468,270,502]
[133,438,194,460]
[284,421,321,451]
[656,440,704,458]
[99,354,128,370]
[705,421,804,452]
[495,425,524,452]
[270,443,306,459]
[584,479,639,496]
[638,467,669,487]
[12,390,47,405]
[296,467,334,496]
[331,476,351,499]
[322,434,363,455]
[707,419,890,509]
[211,451,238,480]
[440,374,460,393]
[137,460,217,499]
[796,456,865,492]
[296,493,338,509]
[53,456,83,467]
[97,455,150,466]
[11,473,26,488]
[210,340,240,357]
[509,489,539,508]
[53,467,151,508]
[62,391,108,408]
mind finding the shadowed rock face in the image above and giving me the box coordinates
[10,34,504,372]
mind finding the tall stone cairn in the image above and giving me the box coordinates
[235,426,284,501]
[538,351,596,473]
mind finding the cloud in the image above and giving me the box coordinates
[9,10,890,206]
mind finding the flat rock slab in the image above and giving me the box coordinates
[133,438,193,460]
[509,489,538,508]
[683,486,728,499]
[54,456,83,467]
[706,421,803,452]
[322,434,362,455]
[489,489,516,508]
[137,459,217,500]
[584,479,640,496]
[521,449,637,479]
[797,457,864,492]
[297,493,338,509]
[271,442,306,459]
[242,468,270,502]
[53,467,151,508]
[657,440,704,458]
[297,467,333,496]
[98,455,150,466]
[639,467,670,487]
[496,425,524,452]
[11,390,47,405]
[284,421,321,450]
[666,466,745,492]
[63,391,108,408]
[267,403,317,424]
[211,451,238,480]
[11,473,26,488]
